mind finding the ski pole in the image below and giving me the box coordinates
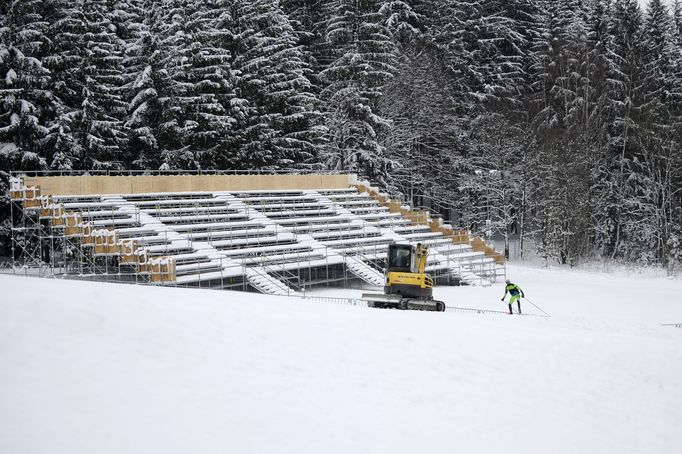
[500,298,514,314]
[523,297,551,317]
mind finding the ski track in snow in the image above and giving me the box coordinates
[1,264,681,454]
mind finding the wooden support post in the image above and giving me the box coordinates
[120,240,138,264]
[64,213,82,236]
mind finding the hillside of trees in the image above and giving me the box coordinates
[1,0,681,270]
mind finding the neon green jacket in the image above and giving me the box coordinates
[503,283,524,298]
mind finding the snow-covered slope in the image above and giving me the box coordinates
[1,266,681,454]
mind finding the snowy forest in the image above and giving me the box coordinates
[1,0,681,270]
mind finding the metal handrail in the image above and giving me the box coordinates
[343,248,385,281]
[260,260,302,293]
[247,264,293,295]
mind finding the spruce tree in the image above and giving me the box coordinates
[636,0,682,265]
[527,0,601,264]
[183,0,241,168]
[378,0,423,46]
[152,0,198,169]
[0,0,52,172]
[0,0,52,255]
[226,0,322,169]
[42,0,86,169]
[126,35,163,170]
[587,0,624,258]
[320,0,398,183]
[151,0,242,170]
[122,0,162,169]
[673,0,682,42]
[604,0,646,260]
[79,0,128,169]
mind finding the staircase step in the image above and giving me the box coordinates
[346,259,384,286]
[246,267,300,296]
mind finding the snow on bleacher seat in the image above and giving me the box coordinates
[370,217,412,228]
[393,224,430,232]
[355,210,399,217]
[347,205,390,214]
[139,205,239,217]
[326,199,376,209]
[434,243,474,255]
[447,250,487,260]
[61,201,121,211]
[288,220,355,234]
[401,231,444,241]
[309,227,371,241]
[175,258,227,276]
[209,232,298,251]
[316,188,357,193]
[221,242,312,260]
[246,197,322,206]
[185,227,271,243]
[321,190,369,198]
[156,212,249,225]
[318,232,385,247]
[277,215,353,227]
[143,241,194,256]
[133,197,225,209]
[240,249,327,267]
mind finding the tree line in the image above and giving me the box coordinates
[1,0,681,270]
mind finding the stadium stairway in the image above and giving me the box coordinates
[344,257,385,287]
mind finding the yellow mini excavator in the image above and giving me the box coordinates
[362,243,446,312]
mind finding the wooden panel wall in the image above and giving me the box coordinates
[23,174,352,196]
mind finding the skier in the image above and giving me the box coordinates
[501,279,524,314]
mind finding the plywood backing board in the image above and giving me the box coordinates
[23,174,353,196]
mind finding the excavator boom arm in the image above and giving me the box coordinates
[415,243,429,274]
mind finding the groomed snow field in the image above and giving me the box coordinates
[1,263,681,454]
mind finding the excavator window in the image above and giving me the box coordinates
[387,244,414,272]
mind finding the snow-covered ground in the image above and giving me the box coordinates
[1,264,681,454]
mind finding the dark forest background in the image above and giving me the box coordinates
[1,0,681,270]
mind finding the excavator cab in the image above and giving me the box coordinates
[387,244,414,272]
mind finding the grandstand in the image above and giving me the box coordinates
[8,173,505,295]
